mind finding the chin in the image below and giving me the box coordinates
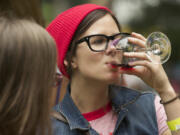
[104,73,120,84]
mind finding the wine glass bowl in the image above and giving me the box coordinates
[146,32,171,64]
[113,32,171,67]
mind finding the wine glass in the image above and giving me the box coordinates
[114,32,171,67]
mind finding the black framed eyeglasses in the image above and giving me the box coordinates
[75,32,131,52]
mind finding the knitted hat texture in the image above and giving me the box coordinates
[46,4,111,77]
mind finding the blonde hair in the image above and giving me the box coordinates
[0,17,56,135]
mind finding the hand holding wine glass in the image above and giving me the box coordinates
[118,32,172,94]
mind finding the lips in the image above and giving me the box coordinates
[107,61,118,65]
[106,61,120,68]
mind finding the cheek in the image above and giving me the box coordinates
[75,47,104,72]
[77,50,103,67]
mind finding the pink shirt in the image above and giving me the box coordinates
[83,102,116,135]
[82,96,168,135]
[154,95,169,134]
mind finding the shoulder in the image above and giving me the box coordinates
[110,85,156,107]
[110,86,159,133]
[110,85,156,116]
[135,91,156,114]
[137,91,156,105]
[51,105,70,134]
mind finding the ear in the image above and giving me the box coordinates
[64,59,68,67]
[71,57,77,68]
[63,58,77,69]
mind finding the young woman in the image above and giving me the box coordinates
[47,4,180,135]
[0,17,57,135]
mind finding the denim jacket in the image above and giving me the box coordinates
[52,85,158,135]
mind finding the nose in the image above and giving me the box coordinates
[105,40,117,56]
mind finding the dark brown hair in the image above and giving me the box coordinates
[0,17,56,135]
[65,9,121,78]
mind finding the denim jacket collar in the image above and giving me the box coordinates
[58,85,90,130]
[57,84,141,130]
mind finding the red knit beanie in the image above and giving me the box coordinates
[46,4,111,78]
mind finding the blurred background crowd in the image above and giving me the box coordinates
[42,0,180,93]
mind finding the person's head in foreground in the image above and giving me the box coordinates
[0,17,57,135]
